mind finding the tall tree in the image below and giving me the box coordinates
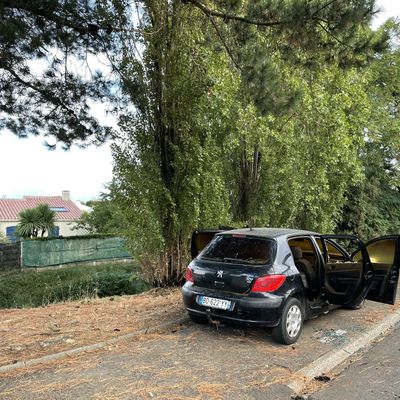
[1,0,393,285]
[337,20,400,239]
[112,2,232,285]
[109,0,388,285]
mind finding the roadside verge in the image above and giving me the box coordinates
[0,315,189,374]
[287,307,400,394]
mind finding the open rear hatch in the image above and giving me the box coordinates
[191,229,224,259]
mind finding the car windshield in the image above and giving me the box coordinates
[199,235,275,265]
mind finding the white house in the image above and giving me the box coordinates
[0,191,85,240]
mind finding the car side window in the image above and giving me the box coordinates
[353,238,396,264]
[315,238,347,263]
[288,237,318,266]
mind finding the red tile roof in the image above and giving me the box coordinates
[0,196,83,221]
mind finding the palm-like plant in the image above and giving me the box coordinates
[16,208,40,238]
[16,204,56,238]
[36,204,55,237]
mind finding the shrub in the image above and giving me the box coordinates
[0,263,150,309]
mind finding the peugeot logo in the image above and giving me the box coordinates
[217,270,223,278]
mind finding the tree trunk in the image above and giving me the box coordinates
[235,143,262,222]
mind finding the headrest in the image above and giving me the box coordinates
[291,246,303,260]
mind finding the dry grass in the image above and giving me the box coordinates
[196,383,228,399]
[1,290,400,399]
[0,287,184,367]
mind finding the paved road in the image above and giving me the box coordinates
[309,323,400,400]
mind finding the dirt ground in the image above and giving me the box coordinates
[0,289,399,399]
[0,288,184,367]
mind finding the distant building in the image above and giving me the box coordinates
[0,191,86,241]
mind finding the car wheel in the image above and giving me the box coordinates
[188,312,208,325]
[272,297,304,345]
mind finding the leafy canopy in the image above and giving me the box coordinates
[0,0,388,146]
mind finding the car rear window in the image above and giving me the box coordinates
[199,235,275,265]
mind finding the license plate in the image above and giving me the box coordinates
[198,296,233,311]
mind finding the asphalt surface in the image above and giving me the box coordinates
[309,322,400,400]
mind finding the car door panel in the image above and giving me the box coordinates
[363,236,399,305]
[319,235,369,307]
[324,261,363,296]
[324,235,400,306]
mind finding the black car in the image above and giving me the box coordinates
[182,228,400,344]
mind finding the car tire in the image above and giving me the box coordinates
[188,312,208,325]
[272,297,304,345]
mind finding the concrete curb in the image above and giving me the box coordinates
[287,307,400,393]
[0,315,190,374]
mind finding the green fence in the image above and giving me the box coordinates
[22,237,131,268]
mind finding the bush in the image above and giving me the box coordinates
[0,263,150,309]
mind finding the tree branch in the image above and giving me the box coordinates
[311,0,339,17]
[5,68,92,134]
[208,16,241,70]
[187,0,286,27]
[2,0,162,36]
[316,20,351,48]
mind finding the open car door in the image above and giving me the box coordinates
[190,229,228,259]
[355,235,400,305]
[320,235,373,308]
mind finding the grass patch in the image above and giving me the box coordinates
[0,263,150,309]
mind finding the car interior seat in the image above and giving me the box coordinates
[291,246,316,296]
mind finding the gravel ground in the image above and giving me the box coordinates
[0,291,398,400]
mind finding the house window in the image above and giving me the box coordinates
[49,207,68,212]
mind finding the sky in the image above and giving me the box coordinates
[0,1,399,202]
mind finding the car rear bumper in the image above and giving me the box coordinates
[182,283,285,327]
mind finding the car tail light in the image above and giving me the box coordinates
[185,267,194,283]
[251,274,286,292]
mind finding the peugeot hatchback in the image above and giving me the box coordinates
[182,228,400,344]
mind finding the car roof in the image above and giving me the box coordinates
[219,227,320,239]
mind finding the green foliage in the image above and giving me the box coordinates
[16,208,39,238]
[189,0,387,116]
[27,233,117,241]
[16,204,55,238]
[112,2,233,285]
[205,61,372,233]
[74,197,125,234]
[218,21,400,237]
[0,0,115,146]
[36,204,56,236]
[336,22,400,239]
[3,0,399,284]
[109,2,398,285]
[0,264,149,309]
[336,121,399,236]
[0,0,386,146]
